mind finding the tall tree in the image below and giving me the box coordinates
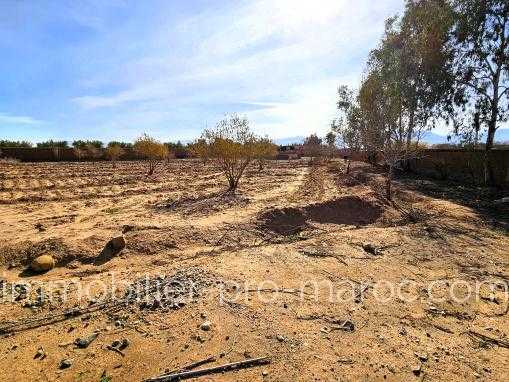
[450,0,509,182]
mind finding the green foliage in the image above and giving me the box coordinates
[72,140,104,149]
[107,141,132,149]
[449,0,509,153]
[36,140,69,148]
[0,140,32,148]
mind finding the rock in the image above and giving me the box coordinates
[34,222,46,232]
[276,335,285,342]
[412,364,422,376]
[59,359,72,369]
[30,254,55,273]
[262,370,269,377]
[200,321,212,331]
[415,352,428,362]
[111,340,121,348]
[108,234,126,251]
[34,347,46,360]
[74,332,99,349]
[362,243,381,256]
[120,339,130,350]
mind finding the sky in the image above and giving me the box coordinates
[1,0,491,144]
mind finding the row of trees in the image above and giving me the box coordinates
[125,115,277,190]
[331,0,508,192]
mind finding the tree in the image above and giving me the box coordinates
[302,134,324,160]
[254,137,278,171]
[201,113,257,192]
[105,144,124,168]
[36,140,69,148]
[449,0,509,183]
[134,134,169,175]
[188,138,210,164]
[85,144,101,160]
[108,141,133,149]
[72,140,104,149]
[325,131,337,159]
[0,140,32,148]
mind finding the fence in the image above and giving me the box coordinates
[408,149,509,189]
[0,147,142,162]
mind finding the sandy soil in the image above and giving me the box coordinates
[0,159,508,382]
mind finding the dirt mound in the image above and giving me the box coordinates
[258,207,308,235]
[258,196,383,235]
[0,238,91,268]
[305,196,382,226]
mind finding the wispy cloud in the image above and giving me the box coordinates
[0,113,43,125]
[2,0,404,141]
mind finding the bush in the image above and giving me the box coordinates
[201,113,257,192]
[105,144,124,167]
[254,137,278,170]
[134,134,169,175]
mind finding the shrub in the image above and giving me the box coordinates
[188,138,210,165]
[303,134,325,160]
[105,144,124,167]
[254,137,278,170]
[201,113,257,192]
[134,134,169,175]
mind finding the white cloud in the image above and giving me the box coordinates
[0,113,43,125]
[71,0,403,139]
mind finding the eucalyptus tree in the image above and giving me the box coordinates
[449,0,509,182]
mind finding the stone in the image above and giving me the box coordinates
[200,321,212,331]
[30,255,55,273]
[59,359,72,369]
[34,347,46,360]
[108,234,126,251]
[362,243,381,256]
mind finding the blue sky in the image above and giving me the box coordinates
[3,0,499,144]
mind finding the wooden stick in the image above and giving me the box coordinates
[467,331,509,349]
[154,356,216,379]
[144,356,271,382]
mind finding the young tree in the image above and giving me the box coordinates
[201,113,257,192]
[325,131,337,160]
[302,134,324,160]
[105,143,124,168]
[254,137,278,171]
[188,138,210,165]
[134,134,169,175]
[85,143,101,160]
[73,147,85,161]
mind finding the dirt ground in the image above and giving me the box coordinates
[0,159,508,382]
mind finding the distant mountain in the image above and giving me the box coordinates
[274,136,305,145]
[421,128,509,145]
[271,129,509,147]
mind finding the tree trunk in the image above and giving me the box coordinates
[485,71,500,185]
